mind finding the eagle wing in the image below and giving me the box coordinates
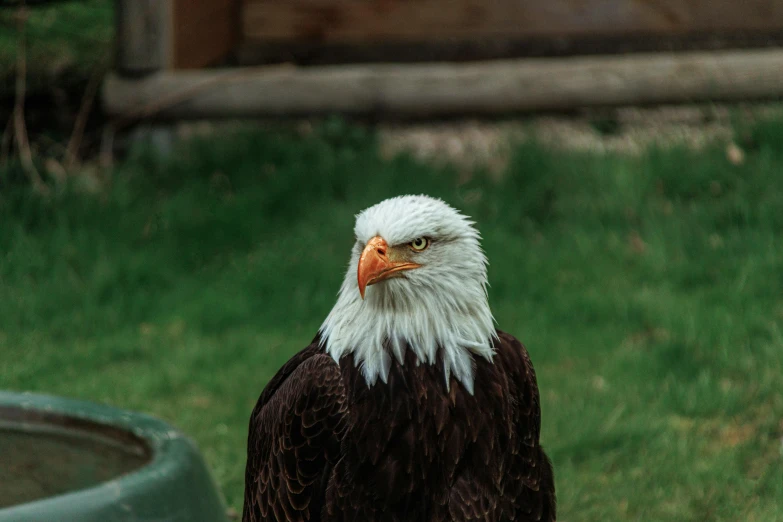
[243,342,348,522]
[448,330,556,522]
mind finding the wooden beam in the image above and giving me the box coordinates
[115,0,172,74]
[242,0,783,44]
[103,49,783,119]
[171,0,239,69]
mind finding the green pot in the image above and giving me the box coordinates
[0,391,228,522]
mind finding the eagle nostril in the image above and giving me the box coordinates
[376,247,386,257]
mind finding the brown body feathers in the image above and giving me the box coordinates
[243,330,556,522]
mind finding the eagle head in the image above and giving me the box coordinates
[319,195,496,394]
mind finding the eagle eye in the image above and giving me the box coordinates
[409,238,430,252]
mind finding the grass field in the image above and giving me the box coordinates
[2,117,782,520]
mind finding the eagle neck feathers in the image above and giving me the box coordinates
[318,264,496,394]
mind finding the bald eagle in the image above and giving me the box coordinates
[243,195,556,522]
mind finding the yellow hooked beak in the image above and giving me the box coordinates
[357,236,421,299]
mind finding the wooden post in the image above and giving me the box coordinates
[114,0,239,74]
[115,0,172,75]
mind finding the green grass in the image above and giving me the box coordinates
[0,0,112,93]
[2,118,783,520]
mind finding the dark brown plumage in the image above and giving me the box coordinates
[243,330,556,522]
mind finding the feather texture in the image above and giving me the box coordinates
[242,331,556,522]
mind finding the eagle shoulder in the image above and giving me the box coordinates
[243,341,348,522]
[448,330,556,522]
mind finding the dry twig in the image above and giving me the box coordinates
[13,4,48,194]
[65,54,109,171]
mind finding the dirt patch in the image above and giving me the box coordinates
[377,104,783,172]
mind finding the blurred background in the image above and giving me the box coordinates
[1,0,782,519]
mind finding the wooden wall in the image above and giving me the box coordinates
[238,0,783,63]
[108,0,783,117]
[172,0,239,69]
[117,0,783,72]
[243,0,783,43]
